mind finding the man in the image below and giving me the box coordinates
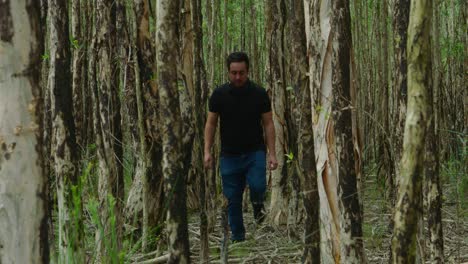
[204,52,278,242]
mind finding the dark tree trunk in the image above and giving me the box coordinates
[48,0,84,261]
[332,0,365,262]
[296,0,321,256]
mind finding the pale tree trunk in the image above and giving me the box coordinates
[94,0,124,260]
[47,0,84,261]
[0,1,49,263]
[296,0,320,258]
[156,0,191,262]
[391,0,432,263]
[304,0,340,262]
[426,2,444,261]
[304,0,364,262]
[266,0,290,227]
[332,0,365,262]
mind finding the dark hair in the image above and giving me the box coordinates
[226,52,249,71]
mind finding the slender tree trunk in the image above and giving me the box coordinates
[266,0,290,227]
[0,1,49,262]
[332,0,365,262]
[284,0,303,229]
[125,0,165,252]
[251,2,260,82]
[392,0,410,190]
[426,2,444,261]
[191,0,210,260]
[94,0,125,260]
[48,0,84,261]
[391,0,432,262]
[297,0,320,257]
[304,0,341,261]
[71,0,85,150]
[156,0,191,262]
[207,0,219,231]
[378,0,394,204]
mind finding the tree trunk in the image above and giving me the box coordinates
[297,0,320,259]
[124,0,165,252]
[48,0,84,261]
[71,0,85,151]
[284,0,304,229]
[94,0,125,260]
[332,0,365,262]
[378,0,394,205]
[391,0,432,262]
[426,2,444,261]
[156,0,191,262]
[0,1,49,262]
[266,0,290,227]
[304,0,340,261]
[190,0,210,261]
[392,0,410,192]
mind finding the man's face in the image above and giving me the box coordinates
[228,62,249,88]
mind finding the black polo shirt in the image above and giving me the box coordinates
[209,80,271,154]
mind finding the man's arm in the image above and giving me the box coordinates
[262,111,278,170]
[204,111,219,169]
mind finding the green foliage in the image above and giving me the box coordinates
[441,136,468,214]
[71,37,80,50]
[441,37,465,63]
[285,152,294,164]
[42,53,50,61]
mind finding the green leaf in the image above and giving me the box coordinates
[42,53,49,61]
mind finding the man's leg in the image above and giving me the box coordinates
[246,150,267,223]
[220,156,246,241]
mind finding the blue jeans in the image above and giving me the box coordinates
[220,150,266,241]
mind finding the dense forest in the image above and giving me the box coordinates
[0,0,466,263]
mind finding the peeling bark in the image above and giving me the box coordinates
[304,0,341,261]
[296,0,320,259]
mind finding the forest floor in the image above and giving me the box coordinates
[126,160,467,263]
[184,165,467,263]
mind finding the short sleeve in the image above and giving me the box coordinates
[259,89,271,113]
[209,89,221,113]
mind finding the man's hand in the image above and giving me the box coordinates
[268,153,278,170]
[204,152,213,169]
